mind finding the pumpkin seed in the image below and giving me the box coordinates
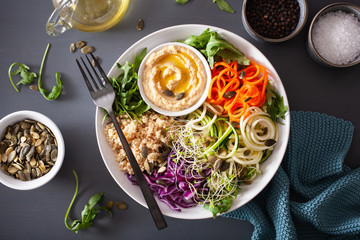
[207,155,217,164]
[70,42,76,52]
[81,46,95,54]
[141,146,148,159]
[75,40,86,49]
[265,139,276,147]
[115,201,127,210]
[223,91,236,99]
[163,89,174,97]
[136,18,144,30]
[92,56,99,67]
[175,92,185,100]
[243,150,251,156]
[239,71,246,79]
[244,97,252,102]
[230,121,239,128]
[158,166,167,173]
[220,161,230,172]
[105,201,114,211]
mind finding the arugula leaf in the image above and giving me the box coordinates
[175,0,234,13]
[175,0,189,4]
[263,86,288,123]
[204,188,238,218]
[184,29,250,68]
[213,0,234,13]
[38,43,62,101]
[8,63,37,92]
[110,48,150,120]
[64,171,112,234]
[8,43,62,101]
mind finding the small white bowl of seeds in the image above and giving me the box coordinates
[0,111,65,190]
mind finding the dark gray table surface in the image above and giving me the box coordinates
[1,0,359,239]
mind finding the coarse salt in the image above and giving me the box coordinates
[312,10,360,65]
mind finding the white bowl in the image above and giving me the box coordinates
[138,42,212,117]
[0,111,65,190]
[95,24,290,219]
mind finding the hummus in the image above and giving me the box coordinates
[141,44,207,111]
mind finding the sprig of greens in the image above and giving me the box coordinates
[204,188,238,218]
[183,29,250,68]
[175,0,234,13]
[263,85,288,123]
[8,63,37,92]
[38,43,62,101]
[109,48,150,120]
[7,43,62,100]
[64,170,112,234]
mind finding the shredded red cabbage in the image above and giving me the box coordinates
[127,147,211,211]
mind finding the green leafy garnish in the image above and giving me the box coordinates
[263,86,288,123]
[213,0,234,13]
[65,170,112,234]
[7,43,62,101]
[38,43,62,101]
[109,48,150,120]
[8,63,37,92]
[175,0,188,5]
[204,188,238,218]
[175,0,234,13]
[183,29,250,68]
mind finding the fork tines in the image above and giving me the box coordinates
[76,53,109,92]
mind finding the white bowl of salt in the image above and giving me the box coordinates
[307,2,360,68]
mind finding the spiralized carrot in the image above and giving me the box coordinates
[206,60,268,124]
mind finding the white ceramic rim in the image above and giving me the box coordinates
[95,24,290,219]
[0,110,65,190]
[137,42,212,117]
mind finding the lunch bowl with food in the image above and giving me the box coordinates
[307,2,360,68]
[95,24,290,219]
[242,0,308,42]
[0,111,65,190]
[138,42,212,117]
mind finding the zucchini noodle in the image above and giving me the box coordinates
[240,107,278,151]
[166,104,278,209]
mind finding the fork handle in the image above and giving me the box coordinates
[108,110,168,230]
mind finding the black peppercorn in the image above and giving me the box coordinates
[245,0,300,39]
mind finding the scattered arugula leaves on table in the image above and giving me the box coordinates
[175,0,234,13]
[183,28,251,68]
[64,170,112,234]
[109,48,150,120]
[7,43,62,101]
[38,43,62,101]
[8,63,37,92]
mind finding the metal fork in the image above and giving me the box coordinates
[76,53,167,230]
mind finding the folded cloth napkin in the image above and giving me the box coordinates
[224,111,360,239]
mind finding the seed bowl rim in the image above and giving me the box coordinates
[0,110,65,190]
[307,2,360,68]
[242,0,309,43]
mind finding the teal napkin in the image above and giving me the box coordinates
[224,111,360,239]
